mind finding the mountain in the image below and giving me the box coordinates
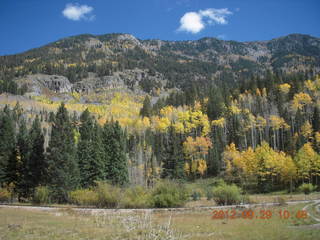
[0,33,319,96]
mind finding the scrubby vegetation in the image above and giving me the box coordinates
[0,187,11,203]
[120,186,151,208]
[150,181,189,208]
[32,186,50,205]
[212,182,242,206]
[298,183,317,195]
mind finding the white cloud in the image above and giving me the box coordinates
[179,12,205,34]
[178,8,232,34]
[62,3,94,21]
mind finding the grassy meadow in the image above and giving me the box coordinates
[1,203,320,240]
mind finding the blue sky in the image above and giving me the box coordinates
[1,0,319,55]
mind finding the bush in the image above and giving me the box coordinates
[206,189,214,200]
[95,182,121,208]
[150,180,189,208]
[212,183,242,205]
[0,188,11,203]
[69,189,98,206]
[191,190,202,201]
[120,186,151,208]
[33,186,50,205]
[214,179,227,187]
[298,183,316,195]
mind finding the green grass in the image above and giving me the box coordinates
[0,203,319,240]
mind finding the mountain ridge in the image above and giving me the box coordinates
[1,33,319,96]
[1,33,318,56]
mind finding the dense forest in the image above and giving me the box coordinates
[0,33,320,204]
[0,70,320,203]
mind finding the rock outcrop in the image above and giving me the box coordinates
[15,69,167,96]
[15,74,72,95]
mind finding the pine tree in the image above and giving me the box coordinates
[140,96,152,118]
[102,121,129,185]
[27,116,46,194]
[14,118,31,199]
[162,126,185,179]
[6,147,22,193]
[207,87,225,120]
[312,107,320,132]
[0,106,16,185]
[47,103,79,203]
[78,109,105,188]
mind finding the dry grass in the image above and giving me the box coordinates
[1,203,319,240]
[185,192,320,208]
[249,192,320,204]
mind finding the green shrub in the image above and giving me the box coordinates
[33,186,50,205]
[69,189,98,206]
[298,183,316,195]
[206,189,214,200]
[95,181,121,208]
[212,183,242,205]
[191,190,202,201]
[0,188,11,203]
[214,179,227,187]
[150,180,188,208]
[120,186,151,208]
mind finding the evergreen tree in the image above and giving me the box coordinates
[0,106,16,185]
[161,126,185,179]
[47,103,79,203]
[207,87,225,120]
[78,109,105,188]
[6,147,22,193]
[312,107,320,132]
[14,118,31,199]
[207,127,225,176]
[27,116,46,194]
[102,121,129,185]
[140,96,152,118]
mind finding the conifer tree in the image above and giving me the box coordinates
[14,118,30,198]
[140,96,152,118]
[312,107,320,133]
[27,116,46,194]
[207,87,225,120]
[6,147,21,193]
[78,109,105,187]
[102,121,128,185]
[47,103,79,203]
[161,126,185,179]
[0,106,16,185]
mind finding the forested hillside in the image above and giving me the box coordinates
[1,33,320,95]
[0,33,320,203]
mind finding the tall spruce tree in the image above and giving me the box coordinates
[47,103,79,203]
[78,109,105,188]
[161,126,185,179]
[0,106,16,185]
[14,118,30,199]
[140,96,152,118]
[207,87,225,120]
[102,121,129,185]
[312,107,320,132]
[27,116,46,194]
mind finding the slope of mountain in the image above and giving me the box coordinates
[0,33,319,96]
